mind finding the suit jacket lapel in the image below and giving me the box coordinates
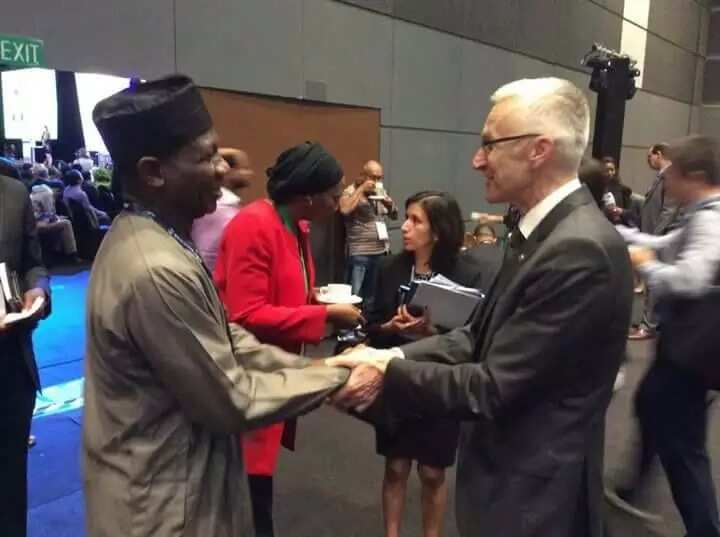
[470,186,596,359]
[644,175,662,201]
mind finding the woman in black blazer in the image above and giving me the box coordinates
[365,190,489,537]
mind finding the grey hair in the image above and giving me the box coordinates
[491,77,590,170]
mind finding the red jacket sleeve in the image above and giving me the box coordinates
[215,213,327,347]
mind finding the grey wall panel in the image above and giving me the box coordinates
[385,128,457,210]
[303,0,392,115]
[698,7,710,56]
[648,0,701,52]
[390,21,463,130]
[380,127,392,176]
[643,34,696,103]
[703,60,720,103]
[0,0,175,77]
[709,12,720,55]
[590,0,625,15]
[690,105,702,133]
[463,0,519,51]
[694,56,705,105]
[393,0,466,36]
[176,0,303,98]
[458,41,517,133]
[700,106,720,138]
[623,91,692,147]
[554,0,622,70]
[513,54,555,79]
[516,0,565,65]
[619,146,655,193]
[336,0,393,14]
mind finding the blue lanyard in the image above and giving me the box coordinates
[124,203,210,275]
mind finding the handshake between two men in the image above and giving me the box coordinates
[322,345,402,413]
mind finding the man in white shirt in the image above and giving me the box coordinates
[330,77,634,537]
[73,148,94,173]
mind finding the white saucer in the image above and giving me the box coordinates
[316,294,362,305]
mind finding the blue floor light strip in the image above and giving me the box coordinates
[34,377,85,418]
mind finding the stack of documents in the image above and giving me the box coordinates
[408,274,484,329]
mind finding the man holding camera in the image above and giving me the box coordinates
[340,160,398,310]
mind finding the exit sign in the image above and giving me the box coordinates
[0,34,44,68]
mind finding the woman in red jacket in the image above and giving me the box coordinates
[215,142,362,537]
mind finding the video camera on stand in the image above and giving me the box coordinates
[581,43,641,163]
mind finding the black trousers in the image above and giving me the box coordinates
[0,351,36,537]
[636,359,720,537]
[248,474,274,537]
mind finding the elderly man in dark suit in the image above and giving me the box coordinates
[0,173,50,537]
[330,77,634,537]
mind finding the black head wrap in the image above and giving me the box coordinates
[266,142,343,203]
[92,74,213,197]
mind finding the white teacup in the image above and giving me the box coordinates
[322,283,352,298]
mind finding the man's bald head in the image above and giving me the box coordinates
[357,160,383,185]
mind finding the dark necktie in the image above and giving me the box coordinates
[490,230,526,299]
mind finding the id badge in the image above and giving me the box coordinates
[375,221,389,240]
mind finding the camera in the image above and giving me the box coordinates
[582,43,640,99]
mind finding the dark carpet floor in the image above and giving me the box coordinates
[26,270,719,536]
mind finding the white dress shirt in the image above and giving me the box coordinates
[517,178,582,239]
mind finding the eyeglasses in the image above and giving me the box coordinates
[479,133,542,152]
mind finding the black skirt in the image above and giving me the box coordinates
[375,417,460,469]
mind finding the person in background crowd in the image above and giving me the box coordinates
[31,164,64,190]
[63,170,109,225]
[73,148,94,173]
[42,151,53,169]
[19,164,34,190]
[191,147,253,271]
[79,168,101,209]
[215,142,364,537]
[472,223,498,245]
[365,190,489,537]
[0,171,51,537]
[630,143,677,340]
[0,157,19,179]
[601,156,637,226]
[579,157,609,207]
[4,143,18,160]
[30,183,79,261]
[84,74,377,537]
[340,160,398,311]
[609,135,720,537]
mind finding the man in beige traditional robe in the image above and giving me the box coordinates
[83,75,379,537]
